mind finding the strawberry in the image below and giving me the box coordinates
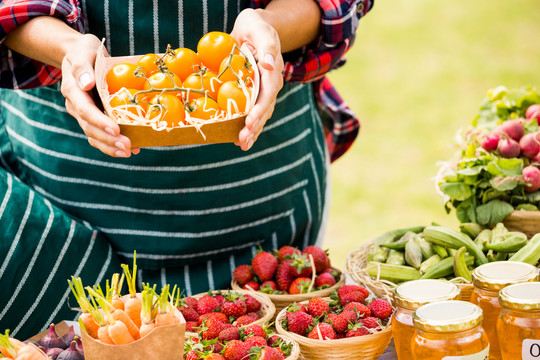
[218,326,240,342]
[214,294,226,307]
[233,264,254,286]
[346,323,369,337]
[288,277,312,295]
[221,298,247,318]
[244,324,267,338]
[302,246,330,273]
[266,334,280,347]
[328,313,348,334]
[275,261,295,292]
[338,291,366,306]
[210,343,224,355]
[251,251,278,281]
[307,322,336,340]
[284,311,314,336]
[197,295,220,314]
[337,285,365,299]
[206,354,225,360]
[244,335,267,350]
[234,314,256,326]
[185,296,199,309]
[180,306,200,322]
[185,321,199,332]
[285,302,308,313]
[186,350,201,360]
[361,316,381,330]
[261,280,278,292]
[242,294,262,313]
[314,272,336,288]
[223,340,249,360]
[243,281,261,291]
[275,245,301,263]
[368,298,393,320]
[343,302,371,319]
[246,312,260,320]
[201,317,226,340]
[307,297,329,318]
[199,312,228,325]
[288,253,313,278]
[250,346,282,360]
[340,309,358,324]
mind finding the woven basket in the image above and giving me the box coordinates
[186,289,275,337]
[503,210,540,239]
[276,334,301,360]
[344,238,473,301]
[275,298,393,360]
[231,273,346,319]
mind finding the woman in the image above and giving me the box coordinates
[0,0,373,339]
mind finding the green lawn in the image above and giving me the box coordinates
[324,0,540,268]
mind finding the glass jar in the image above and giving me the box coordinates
[392,279,461,360]
[497,282,540,360]
[412,300,490,360]
[470,261,539,360]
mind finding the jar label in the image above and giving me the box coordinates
[442,346,489,360]
[523,339,540,360]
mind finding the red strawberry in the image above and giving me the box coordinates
[223,340,249,360]
[261,280,278,293]
[242,294,262,313]
[207,354,225,360]
[337,285,365,299]
[185,297,199,309]
[251,346,282,360]
[233,264,254,286]
[346,323,369,337]
[244,335,267,349]
[201,317,226,340]
[284,311,314,336]
[307,297,329,318]
[246,312,260,320]
[285,302,308,313]
[243,281,261,291]
[368,298,393,320]
[276,245,301,263]
[252,251,278,281]
[185,350,201,360]
[211,343,224,354]
[185,321,199,332]
[344,302,371,319]
[214,295,226,307]
[288,277,312,294]
[361,316,381,330]
[307,322,336,340]
[218,326,240,342]
[199,312,228,325]
[266,334,280,346]
[314,272,337,288]
[288,253,313,278]
[180,306,200,322]
[275,261,295,292]
[197,295,220,314]
[328,313,348,334]
[222,298,247,318]
[340,310,358,324]
[302,246,330,273]
[242,323,267,338]
[234,315,256,326]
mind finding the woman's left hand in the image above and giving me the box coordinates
[231,8,284,151]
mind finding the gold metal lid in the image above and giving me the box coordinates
[394,279,461,310]
[471,261,539,291]
[499,282,540,311]
[413,300,483,333]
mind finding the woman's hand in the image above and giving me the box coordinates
[60,34,139,157]
[231,9,284,151]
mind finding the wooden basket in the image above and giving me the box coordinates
[503,210,540,239]
[344,239,473,302]
[275,298,392,360]
[186,289,275,337]
[231,273,346,319]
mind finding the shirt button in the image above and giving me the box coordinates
[357,2,364,14]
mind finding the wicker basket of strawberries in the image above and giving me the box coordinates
[178,289,275,336]
[275,284,393,360]
[184,321,301,360]
[231,245,345,317]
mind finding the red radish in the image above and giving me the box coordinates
[495,119,525,141]
[526,104,540,123]
[498,138,521,158]
[481,132,500,152]
[522,165,540,192]
[519,132,540,158]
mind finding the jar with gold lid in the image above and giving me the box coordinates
[470,261,539,360]
[496,282,540,360]
[392,279,461,360]
[411,300,489,360]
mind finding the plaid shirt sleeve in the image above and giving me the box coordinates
[0,0,84,89]
[249,0,374,162]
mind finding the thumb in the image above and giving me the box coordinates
[260,53,276,71]
[65,43,100,92]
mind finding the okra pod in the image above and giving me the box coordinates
[405,237,423,269]
[453,247,472,282]
[419,254,442,275]
[386,249,406,266]
[474,229,492,252]
[420,254,474,279]
[432,244,449,259]
[370,245,390,263]
[459,222,483,239]
[485,232,528,253]
[423,226,488,266]
[366,261,421,283]
[373,226,425,246]
[508,233,540,265]
[381,231,416,250]
[416,236,435,259]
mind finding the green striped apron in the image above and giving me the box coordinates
[0,0,328,339]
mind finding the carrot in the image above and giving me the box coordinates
[121,254,142,328]
[139,285,157,338]
[154,285,179,327]
[68,277,100,339]
[112,309,140,340]
[0,331,47,359]
[79,312,100,339]
[111,273,125,311]
[97,325,114,345]
[108,320,135,345]
[13,343,48,360]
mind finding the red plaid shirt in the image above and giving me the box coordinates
[0,0,374,161]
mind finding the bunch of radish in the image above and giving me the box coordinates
[480,103,540,192]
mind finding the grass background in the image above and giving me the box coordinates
[324,0,540,268]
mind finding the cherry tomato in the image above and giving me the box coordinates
[106,63,145,94]
[143,71,182,97]
[148,94,186,127]
[136,53,162,77]
[182,70,221,102]
[164,48,203,82]
[217,80,250,115]
[197,31,239,74]
[218,54,254,83]
[109,88,149,116]
[187,97,220,120]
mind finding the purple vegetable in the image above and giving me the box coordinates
[57,340,84,360]
[46,347,65,360]
[38,324,68,350]
[74,336,83,352]
[62,326,77,344]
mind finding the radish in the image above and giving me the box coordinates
[526,104,540,123]
[522,165,540,192]
[481,132,500,151]
[495,119,525,141]
[497,138,521,158]
[519,132,540,159]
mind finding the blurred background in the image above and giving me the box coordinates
[324,0,540,267]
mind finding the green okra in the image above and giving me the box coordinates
[386,249,406,266]
[432,243,449,259]
[459,222,483,239]
[381,231,417,250]
[485,232,528,253]
[405,237,423,269]
[366,261,421,283]
[423,226,488,266]
[453,247,472,282]
[474,229,492,252]
[508,233,540,265]
[419,254,442,275]
[373,226,426,246]
[420,254,474,280]
[369,245,390,263]
[416,236,435,259]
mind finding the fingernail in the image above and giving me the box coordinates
[247,139,254,150]
[105,127,116,136]
[79,72,92,88]
[246,132,254,144]
[264,53,275,68]
[115,150,128,157]
[115,141,126,150]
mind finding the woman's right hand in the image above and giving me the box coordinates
[60,34,138,157]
